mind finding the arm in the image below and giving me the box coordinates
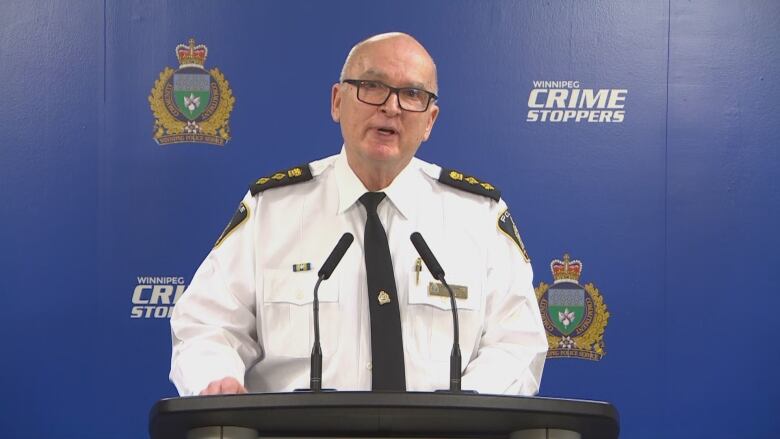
[461,201,548,395]
[169,191,262,396]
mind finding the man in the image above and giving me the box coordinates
[170,32,547,396]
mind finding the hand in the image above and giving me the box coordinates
[199,377,248,395]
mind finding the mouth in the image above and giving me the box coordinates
[374,126,398,136]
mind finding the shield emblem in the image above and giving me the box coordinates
[548,284,585,335]
[173,69,210,120]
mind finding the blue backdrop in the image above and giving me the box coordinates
[1,1,778,438]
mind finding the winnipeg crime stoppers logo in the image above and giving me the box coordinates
[149,38,235,145]
[130,276,186,319]
[535,254,610,360]
[527,81,626,123]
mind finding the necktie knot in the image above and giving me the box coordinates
[359,192,386,215]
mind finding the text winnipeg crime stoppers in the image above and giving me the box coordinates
[130,276,186,319]
[527,80,627,123]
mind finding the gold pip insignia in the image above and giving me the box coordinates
[498,209,530,262]
[377,291,391,305]
[438,168,501,201]
[214,202,248,248]
[535,253,610,361]
[149,38,235,146]
[428,282,468,299]
[249,165,313,195]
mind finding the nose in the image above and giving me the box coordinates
[379,90,402,116]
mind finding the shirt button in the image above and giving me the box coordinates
[366,362,372,370]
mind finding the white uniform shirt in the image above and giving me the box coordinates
[170,150,548,396]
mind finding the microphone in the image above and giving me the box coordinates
[318,233,354,279]
[410,232,471,393]
[309,233,353,392]
[410,232,445,280]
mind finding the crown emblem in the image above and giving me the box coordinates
[176,38,208,68]
[551,253,582,284]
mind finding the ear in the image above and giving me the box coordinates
[331,83,342,123]
[421,103,440,142]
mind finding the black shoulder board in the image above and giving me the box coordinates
[438,168,501,201]
[249,164,313,195]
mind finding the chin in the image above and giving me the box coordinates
[364,143,401,161]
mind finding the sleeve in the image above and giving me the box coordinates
[169,190,263,396]
[460,199,548,395]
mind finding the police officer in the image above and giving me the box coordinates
[170,32,547,396]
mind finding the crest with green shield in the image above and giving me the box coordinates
[534,253,610,361]
[173,68,211,120]
[547,283,585,335]
[149,38,235,146]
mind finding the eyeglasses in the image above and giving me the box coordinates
[342,79,438,112]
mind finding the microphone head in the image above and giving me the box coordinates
[410,232,445,280]
[318,233,354,279]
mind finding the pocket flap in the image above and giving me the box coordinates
[263,269,338,305]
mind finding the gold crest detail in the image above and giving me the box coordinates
[149,39,235,146]
[535,254,610,361]
[377,291,391,305]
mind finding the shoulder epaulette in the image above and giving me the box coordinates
[437,168,501,201]
[249,164,313,195]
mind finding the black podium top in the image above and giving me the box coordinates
[150,392,619,439]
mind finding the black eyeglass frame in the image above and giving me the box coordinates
[342,79,438,112]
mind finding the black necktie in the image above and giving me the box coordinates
[359,192,406,391]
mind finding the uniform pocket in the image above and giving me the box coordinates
[261,270,339,358]
[406,270,483,361]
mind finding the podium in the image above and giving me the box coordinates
[149,392,619,439]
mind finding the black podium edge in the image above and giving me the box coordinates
[150,391,619,438]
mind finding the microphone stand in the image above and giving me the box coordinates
[310,276,324,392]
[438,277,462,393]
[296,232,353,393]
[410,232,475,394]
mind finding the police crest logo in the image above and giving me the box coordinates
[535,253,610,360]
[148,38,235,146]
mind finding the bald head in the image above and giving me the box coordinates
[330,32,441,191]
[339,32,438,94]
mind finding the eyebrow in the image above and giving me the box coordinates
[360,69,429,90]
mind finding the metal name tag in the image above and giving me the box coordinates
[428,282,468,299]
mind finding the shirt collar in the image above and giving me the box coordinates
[334,148,422,220]
[335,148,369,214]
[382,158,421,220]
